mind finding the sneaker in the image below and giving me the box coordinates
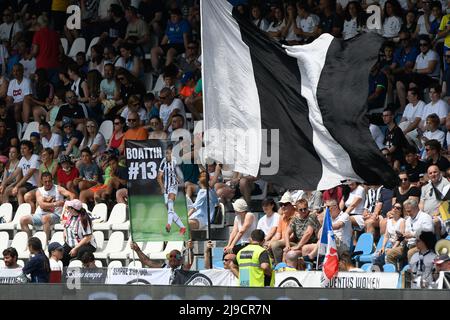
[165,224,171,233]
[179,227,186,235]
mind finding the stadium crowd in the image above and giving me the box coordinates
[0,0,448,286]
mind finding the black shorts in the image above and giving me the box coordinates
[395,73,439,91]
[24,183,37,192]
[161,43,185,55]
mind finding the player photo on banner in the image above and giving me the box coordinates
[126,139,189,241]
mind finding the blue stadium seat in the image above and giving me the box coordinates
[383,263,396,272]
[196,257,205,270]
[361,263,373,272]
[352,233,374,267]
[358,235,384,265]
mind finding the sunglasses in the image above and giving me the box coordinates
[419,43,428,46]
[128,119,138,122]
[117,77,125,81]
[159,95,168,99]
[401,178,408,182]
[393,206,402,210]
[298,208,308,212]
[114,122,121,125]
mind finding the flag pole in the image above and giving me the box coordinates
[316,242,320,271]
[206,165,212,268]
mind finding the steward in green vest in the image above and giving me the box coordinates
[236,229,274,287]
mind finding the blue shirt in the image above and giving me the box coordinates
[190,188,218,227]
[22,253,49,283]
[393,46,419,68]
[166,19,191,44]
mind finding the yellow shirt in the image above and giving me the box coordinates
[51,0,70,12]
[439,14,450,48]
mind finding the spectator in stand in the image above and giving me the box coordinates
[382,108,409,171]
[80,252,96,268]
[55,91,87,132]
[438,5,450,69]
[118,111,148,154]
[20,172,75,240]
[79,119,106,159]
[188,172,218,231]
[56,154,79,192]
[143,92,158,119]
[38,148,58,183]
[363,184,386,235]
[257,198,280,247]
[138,0,164,37]
[178,71,197,100]
[433,253,450,272]
[0,72,9,99]
[18,40,36,80]
[59,117,83,158]
[176,41,201,75]
[342,1,365,40]
[22,237,50,283]
[0,146,19,192]
[67,64,89,104]
[266,6,286,42]
[268,192,296,264]
[107,115,126,152]
[419,114,445,155]
[224,198,258,255]
[313,0,343,38]
[380,202,405,259]
[251,4,269,31]
[89,44,105,75]
[398,87,425,148]
[409,231,437,286]
[30,69,54,122]
[73,148,101,194]
[392,171,421,206]
[404,145,428,183]
[100,4,127,47]
[0,8,23,50]
[420,84,449,130]
[327,199,353,255]
[30,15,61,85]
[157,87,186,132]
[6,63,32,132]
[122,6,151,55]
[413,1,433,39]
[75,52,89,77]
[151,8,191,73]
[38,121,61,157]
[62,199,97,266]
[148,116,168,140]
[338,252,364,272]
[0,140,38,205]
[30,132,43,155]
[99,63,120,107]
[120,94,147,124]
[381,1,403,39]
[0,119,16,155]
[115,67,145,108]
[2,247,21,269]
[340,180,366,231]
[48,242,64,275]
[424,140,450,172]
[400,10,417,35]
[117,43,144,80]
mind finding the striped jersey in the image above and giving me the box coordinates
[159,157,178,193]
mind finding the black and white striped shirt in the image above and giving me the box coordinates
[159,158,178,193]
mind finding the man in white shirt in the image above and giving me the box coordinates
[327,199,353,255]
[420,84,449,130]
[39,121,62,157]
[257,199,280,244]
[0,140,39,205]
[398,87,426,147]
[6,63,32,132]
[0,8,23,48]
[158,87,186,132]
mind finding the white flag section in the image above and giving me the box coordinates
[201,0,261,177]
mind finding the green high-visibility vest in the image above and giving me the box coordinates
[236,244,273,287]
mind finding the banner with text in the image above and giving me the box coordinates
[126,140,189,241]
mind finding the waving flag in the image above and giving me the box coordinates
[319,208,339,287]
[201,0,398,190]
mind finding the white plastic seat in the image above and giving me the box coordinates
[128,260,142,268]
[108,260,123,268]
[11,231,29,259]
[99,120,113,144]
[91,203,108,224]
[33,231,48,250]
[109,239,144,260]
[149,241,184,260]
[0,203,13,223]
[94,203,126,231]
[94,260,103,267]
[17,260,24,267]
[151,74,164,96]
[143,241,164,256]
[94,231,125,260]
[0,260,4,268]
[93,231,105,251]
[111,220,130,232]
[50,231,64,244]
[68,37,86,58]
[68,259,82,268]
[60,38,69,54]
[0,231,9,252]
[144,72,153,92]
[0,203,31,231]
[22,121,40,141]
[16,122,22,140]
[86,36,100,60]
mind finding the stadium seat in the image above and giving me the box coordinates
[93,231,105,251]
[352,233,374,267]
[250,180,268,201]
[151,74,164,95]
[383,263,396,272]
[401,264,410,272]
[211,246,224,268]
[68,260,82,268]
[94,203,127,232]
[17,260,24,267]
[91,203,108,223]
[33,231,48,250]
[108,260,123,268]
[128,260,142,268]
[94,231,125,260]
[0,231,9,252]
[361,263,373,272]
[82,203,90,213]
[149,241,184,260]
[50,232,64,244]
[22,121,40,141]
[196,256,205,270]
[11,232,29,259]
[95,260,103,267]
[211,203,225,229]
[0,203,31,232]
[358,235,384,265]
[143,241,164,256]
[99,120,113,143]
[86,36,100,59]
[144,72,153,92]
[60,38,69,54]
[109,239,145,261]
[68,37,86,58]
[0,260,4,268]
[16,122,22,140]
[0,203,13,223]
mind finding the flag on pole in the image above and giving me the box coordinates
[319,208,339,287]
[201,0,398,190]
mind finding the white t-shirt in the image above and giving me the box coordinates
[98,0,119,19]
[19,57,36,79]
[7,78,32,103]
[18,154,40,187]
[415,50,440,78]
[159,98,185,128]
[42,133,62,149]
[423,129,445,146]
[257,212,280,236]
[0,43,8,64]
[285,16,302,42]
[50,258,63,272]
[300,15,318,35]
[416,14,435,36]
[381,16,402,38]
[0,22,23,42]
[267,20,286,41]
[402,100,426,122]
[421,100,449,121]
[120,107,148,123]
[333,211,353,248]
[343,18,359,40]
[344,185,366,215]
[234,212,258,245]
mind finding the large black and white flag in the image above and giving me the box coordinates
[201,0,398,190]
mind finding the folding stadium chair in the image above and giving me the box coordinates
[99,120,113,144]
[68,260,82,267]
[383,263,397,272]
[95,260,103,267]
[22,121,40,141]
[50,231,64,245]
[33,231,48,250]
[0,231,9,252]
[11,232,29,259]
[60,38,69,55]
[361,263,373,272]
[94,203,126,235]
[93,231,105,252]
[68,37,86,58]
[93,231,125,261]
[0,203,13,223]
[128,260,142,268]
[149,241,184,260]
[0,203,31,234]
[108,260,123,268]
[86,36,100,60]
[352,233,374,267]
[358,235,384,265]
